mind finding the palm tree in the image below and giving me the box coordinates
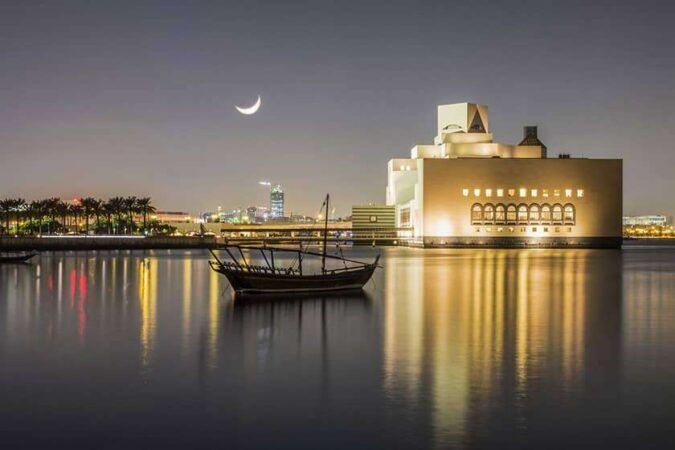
[70,203,83,233]
[0,198,25,234]
[56,200,70,233]
[29,200,43,235]
[102,201,114,234]
[136,197,155,234]
[44,198,60,234]
[2,196,160,235]
[91,198,103,234]
[123,196,137,234]
[80,197,98,234]
[13,198,26,233]
[0,199,12,234]
[106,197,125,234]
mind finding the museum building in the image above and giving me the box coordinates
[386,103,623,248]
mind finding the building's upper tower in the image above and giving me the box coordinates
[411,102,546,158]
[437,102,489,135]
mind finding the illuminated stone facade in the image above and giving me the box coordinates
[386,103,623,248]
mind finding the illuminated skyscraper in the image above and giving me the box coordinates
[270,185,284,218]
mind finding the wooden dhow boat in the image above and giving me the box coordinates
[208,194,380,294]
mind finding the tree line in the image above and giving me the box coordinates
[0,196,172,236]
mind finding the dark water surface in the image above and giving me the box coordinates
[1,248,674,449]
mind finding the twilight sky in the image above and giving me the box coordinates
[1,0,674,216]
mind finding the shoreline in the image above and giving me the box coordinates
[2,236,675,252]
[0,236,216,251]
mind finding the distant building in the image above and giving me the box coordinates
[290,214,315,224]
[623,215,668,226]
[270,185,284,218]
[199,212,217,223]
[246,206,269,224]
[352,205,395,229]
[219,209,245,224]
[386,102,623,248]
[351,205,396,244]
[151,211,192,224]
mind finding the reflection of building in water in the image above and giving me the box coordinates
[138,258,158,368]
[383,250,622,447]
[623,253,675,376]
[386,103,623,248]
[207,269,221,369]
[181,258,193,354]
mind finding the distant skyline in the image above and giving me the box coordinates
[1,0,674,216]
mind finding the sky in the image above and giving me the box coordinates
[1,0,674,216]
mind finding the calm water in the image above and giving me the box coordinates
[1,248,675,449]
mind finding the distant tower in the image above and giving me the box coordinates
[270,185,284,218]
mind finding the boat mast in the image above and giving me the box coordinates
[322,193,329,273]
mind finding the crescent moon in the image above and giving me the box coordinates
[235,95,262,115]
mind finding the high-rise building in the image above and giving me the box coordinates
[270,185,284,218]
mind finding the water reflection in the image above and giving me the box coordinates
[222,291,372,373]
[2,248,674,449]
[139,258,157,368]
[382,249,623,448]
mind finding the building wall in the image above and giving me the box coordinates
[420,158,622,245]
[351,205,396,229]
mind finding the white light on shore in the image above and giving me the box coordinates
[40,235,146,239]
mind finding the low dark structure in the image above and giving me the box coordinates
[0,236,216,251]
[0,252,36,263]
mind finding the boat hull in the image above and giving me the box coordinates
[212,265,377,294]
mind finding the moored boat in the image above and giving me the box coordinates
[209,194,380,294]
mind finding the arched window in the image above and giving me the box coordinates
[471,203,483,224]
[517,204,528,223]
[552,204,563,223]
[506,204,517,223]
[495,204,506,224]
[529,204,540,223]
[541,204,551,223]
[564,204,575,224]
[484,203,495,223]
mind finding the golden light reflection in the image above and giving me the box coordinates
[383,250,424,404]
[182,258,192,354]
[207,268,220,369]
[139,258,158,368]
[515,251,529,403]
[384,249,600,446]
